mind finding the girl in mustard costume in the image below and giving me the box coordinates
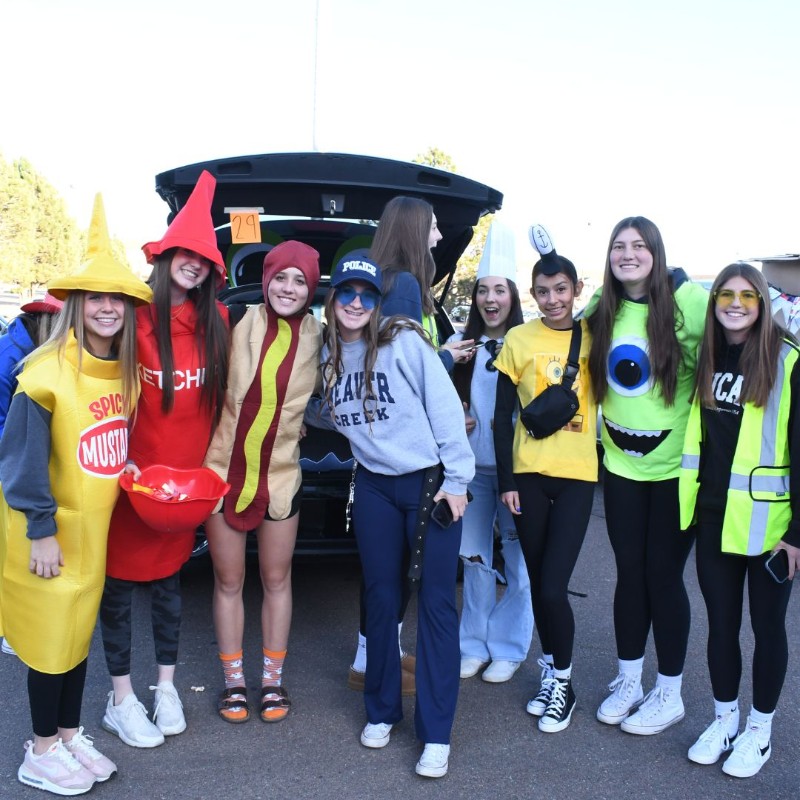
[204,240,322,724]
[0,195,152,795]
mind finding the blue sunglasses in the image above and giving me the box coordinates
[334,285,381,310]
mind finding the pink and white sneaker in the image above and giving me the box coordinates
[65,727,117,782]
[18,739,96,795]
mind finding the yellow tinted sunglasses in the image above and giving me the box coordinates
[713,288,761,309]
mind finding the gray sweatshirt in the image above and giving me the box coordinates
[323,329,474,495]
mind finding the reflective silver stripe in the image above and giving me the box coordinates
[681,454,700,469]
[729,472,790,494]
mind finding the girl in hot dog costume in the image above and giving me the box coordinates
[204,240,322,724]
[0,195,152,795]
[100,170,229,748]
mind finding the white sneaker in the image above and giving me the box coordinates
[18,739,96,795]
[621,685,684,735]
[102,691,165,748]
[1,637,16,656]
[360,722,393,748]
[527,658,556,716]
[415,743,450,778]
[460,657,488,679]
[151,681,187,735]
[688,715,738,765]
[481,660,521,684]
[596,672,643,725]
[721,718,771,778]
[64,727,117,782]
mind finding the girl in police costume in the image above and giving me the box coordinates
[680,263,800,778]
[100,170,229,748]
[0,195,152,795]
[321,253,473,779]
[586,216,707,734]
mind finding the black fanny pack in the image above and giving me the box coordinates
[519,321,581,439]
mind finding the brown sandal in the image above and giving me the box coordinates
[259,685,290,723]
[218,686,250,723]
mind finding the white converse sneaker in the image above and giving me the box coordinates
[102,691,165,748]
[64,727,117,782]
[460,657,488,679]
[721,718,771,778]
[360,722,393,748]
[596,672,643,725]
[482,660,521,683]
[151,681,187,735]
[527,658,556,716]
[688,715,738,765]
[18,739,96,795]
[415,743,450,778]
[621,685,684,735]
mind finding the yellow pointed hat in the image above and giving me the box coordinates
[49,194,153,306]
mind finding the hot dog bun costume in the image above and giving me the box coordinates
[106,170,229,580]
[0,195,152,673]
[204,241,322,530]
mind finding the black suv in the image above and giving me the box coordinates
[153,152,503,555]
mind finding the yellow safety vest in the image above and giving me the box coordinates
[679,340,798,555]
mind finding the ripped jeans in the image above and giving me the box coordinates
[459,469,533,663]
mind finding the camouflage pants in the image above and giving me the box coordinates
[100,573,181,676]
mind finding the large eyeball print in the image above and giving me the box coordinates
[607,335,652,397]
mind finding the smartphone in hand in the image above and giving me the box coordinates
[429,491,473,529]
[765,549,790,584]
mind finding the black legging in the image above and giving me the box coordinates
[28,658,88,737]
[513,473,594,671]
[604,472,695,676]
[695,518,793,712]
[100,573,182,676]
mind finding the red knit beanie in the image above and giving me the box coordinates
[142,170,226,287]
[261,241,320,315]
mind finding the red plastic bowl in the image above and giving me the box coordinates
[120,465,230,533]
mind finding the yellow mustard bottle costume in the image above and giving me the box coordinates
[1,333,128,673]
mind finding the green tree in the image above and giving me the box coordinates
[413,147,494,311]
[0,153,82,296]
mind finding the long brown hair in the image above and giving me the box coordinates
[452,278,524,406]
[148,251,228,421]
[26,291,139,416]
[696,263,793,408]
[321,290,431,422]
[369,196,437,317]
[588,216,684,404]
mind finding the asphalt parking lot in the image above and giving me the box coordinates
[0,486,797,799]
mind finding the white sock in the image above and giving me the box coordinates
[713,698,739,735]
[748,707,774,744]
[618,657,643,679]
[554,665,572,681]
[542,653,554,667]
[352,633,367,672]
[655,672,682,695]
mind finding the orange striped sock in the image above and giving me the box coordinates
[261,648,288,722]
[219,650,248,722]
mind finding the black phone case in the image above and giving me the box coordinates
[765,549,790,583]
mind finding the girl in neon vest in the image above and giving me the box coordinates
[586,216,707,734]
[680,262,800,778]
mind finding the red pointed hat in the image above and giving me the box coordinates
[142,170,226,287]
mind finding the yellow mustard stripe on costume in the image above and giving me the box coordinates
[237,318,291,512]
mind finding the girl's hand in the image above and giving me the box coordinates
[30,536,64,579]
[441,340,476,364]
[501,491,521,515]
[775,540,800,580]
[463,402,477,434]
[123,461,141,481]
[433,490,468,523]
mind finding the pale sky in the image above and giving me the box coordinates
[2,0,799,280]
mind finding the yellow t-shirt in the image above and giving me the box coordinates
[493,318,598,482]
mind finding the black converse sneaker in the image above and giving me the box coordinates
[538,678,576,733]
[526,658,555,717]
